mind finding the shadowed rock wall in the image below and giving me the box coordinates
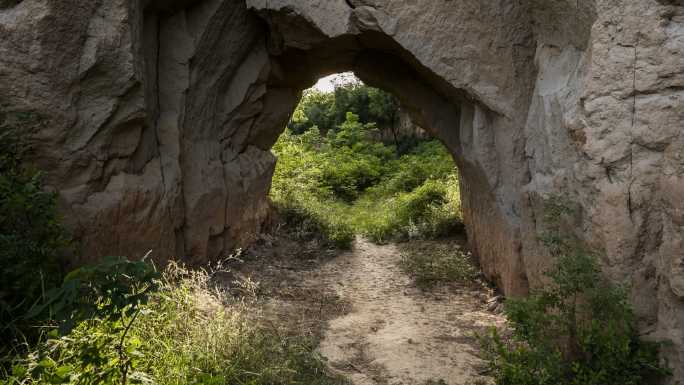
[1,0,683,378]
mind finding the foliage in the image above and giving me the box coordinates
[367,87,399,131]
[26,257,159,334]
[322,113,393,201]
[479,198,671,385]
[368,141,456,195]
[272,109,462,247]
[398,243,477,289]
[0,112,69,356]
[2,262,347,385]
[131,263,347,385]
[288,83,399,136]
[289,90,336,135]
[270,127,356,248]
[2,257,158,385]
[353,141,462,243]
[353,176,462,243]
[273,191,356,249]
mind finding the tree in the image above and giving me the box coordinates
[368,87,400,152]
[287,89,335,134]
[287,81,401,140]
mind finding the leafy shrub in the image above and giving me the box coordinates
[398,243,477,289]
[2,257,158,385]
[26,256,159,334]
[355,175,462,243]
[480,198,671,385]
[366,141,456,196]
[270,128,355,248]
[320,114,393,201]
[0,113,69,356]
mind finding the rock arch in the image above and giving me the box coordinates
[1,0,683,379]
[137,0,540,296]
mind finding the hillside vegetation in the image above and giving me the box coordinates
[271,83,462,248]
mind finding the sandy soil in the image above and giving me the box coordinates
[240,235,506,385]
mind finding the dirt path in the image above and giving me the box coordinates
[306,238,504,385]
[244,236,506,385]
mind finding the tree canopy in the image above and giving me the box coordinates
[288,82,399,135]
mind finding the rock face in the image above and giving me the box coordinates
[1,0,683,378]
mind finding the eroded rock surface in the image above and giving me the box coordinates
[1,0,682,379]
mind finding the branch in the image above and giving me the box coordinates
[117,308,140,385]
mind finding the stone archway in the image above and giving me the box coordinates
[1,0,683,378]
[138,0,540,297]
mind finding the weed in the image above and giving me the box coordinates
[356,174,462,243]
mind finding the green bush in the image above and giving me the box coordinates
[366,141,456,196]
[274,190,356,249]
[2,257,158,385]
[26,256,159,334]
[0,113,69,356]
[480,198,671,385]
[270,128,355,248]
[355,174,462,243]
[320,114,393,201]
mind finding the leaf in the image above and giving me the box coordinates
[11,363,27,378]
[38,358,56,369]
